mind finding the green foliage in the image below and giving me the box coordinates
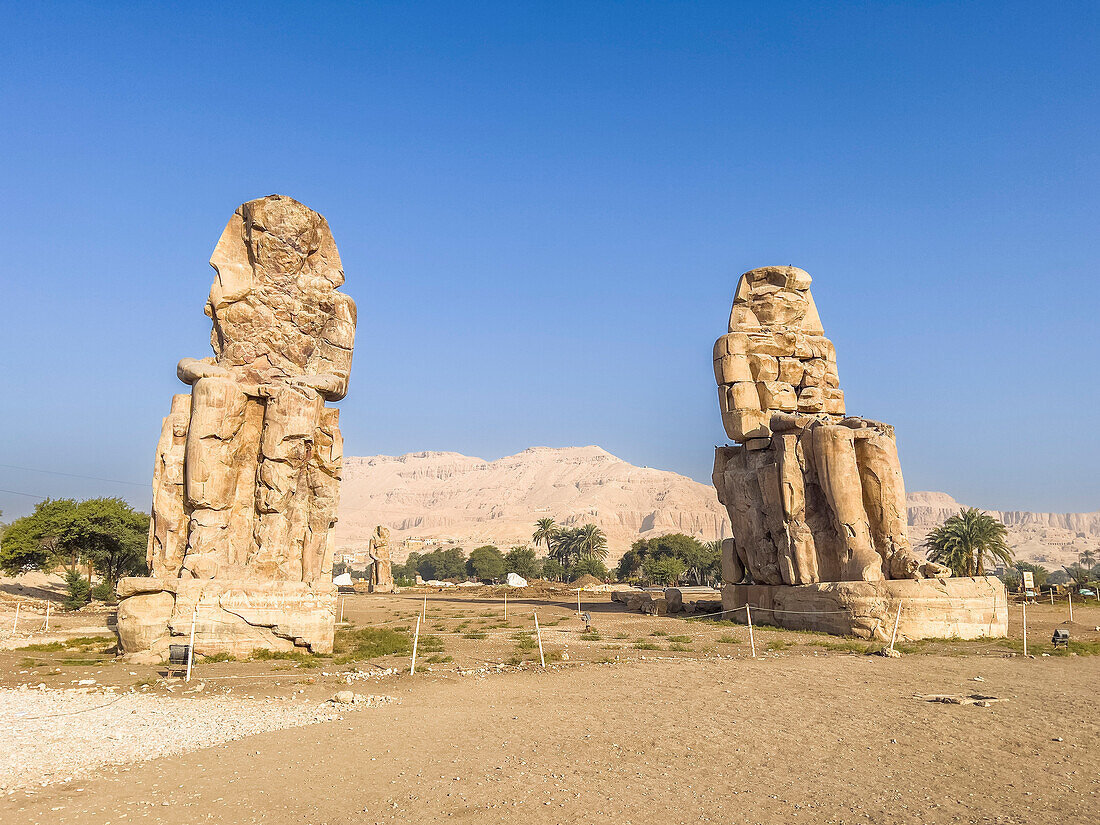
[0,498,77,574]
[251,649,321,667]
[532,518,557,559]
[540,556,564,581]
[1000,561,1050,590]
[64,569,90,610]
[89,580,117,603]
[0,497,148,587]
[467,545,506,581]
[504,546,541,579]
[17,635,114,653]
[417,634,445,653]
[333,627,413,661]
[417,547,467,581]
[632,640,660,650]
[642,554,686,586]
[572,558,608,580]
[924,508,1013,577]
[550,524,609,573]
[621,533,717,586]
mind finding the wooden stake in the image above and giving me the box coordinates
[338,596,344,623]
[410,613,421,675]
[12,602,20,634]
[888,600,903,653]
[185,603,198,682]
[577,589,581,615]
[1068,591,1073,623]
[44,601,51,632]
[504,591,507,621]
[1021,602,1027,657]
[534,611,546,668]
[1051,590,1054,606]
[746,603,756,658]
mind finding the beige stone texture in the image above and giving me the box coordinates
[711,266,949,599]
[119,195,355,658]
[721,577,1008,641]
[116,577,337,661]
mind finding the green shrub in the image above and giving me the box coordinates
[64,569,90,610]
[717,634,740,645]
[333,627,413,661]
[251,649,321,667]
[667,635,691,643]
[90,580,116,603]
[632,641,660,650]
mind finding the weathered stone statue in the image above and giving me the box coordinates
[116,195,355,661]
[712,266,1006,639]
[367,525,394,592]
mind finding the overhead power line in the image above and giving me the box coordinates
[0,463,146,488]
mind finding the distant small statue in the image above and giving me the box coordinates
[367,525,394,592]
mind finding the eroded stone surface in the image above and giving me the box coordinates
[721,577,1008,640]
[712,266,949,589]
[119,195,354,658]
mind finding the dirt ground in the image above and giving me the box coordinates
[1,588,1097,824]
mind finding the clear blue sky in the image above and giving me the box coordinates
[1,1,1097,520]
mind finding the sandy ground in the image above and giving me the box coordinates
[0,588,1097,824]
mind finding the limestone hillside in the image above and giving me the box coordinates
[336,446,1099,568]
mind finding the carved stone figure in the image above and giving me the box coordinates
[117,195,354,661]
[367,525,394,592]
[712,266,1005,639]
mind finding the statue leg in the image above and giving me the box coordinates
[810,424,885,582]
[182,377,251,578]
[303,407,341,583]
[251,385,323,581]
[856,428,949,579]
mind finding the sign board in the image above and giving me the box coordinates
[1022,571,1035,589]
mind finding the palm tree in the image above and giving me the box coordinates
[574,524,608,562]
[1080,547,1096,570]
[552,528,580,570]
[532,518,557,560]
[924,508,1013,577]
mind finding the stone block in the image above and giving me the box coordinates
[758,381,797,411]
[797,386,825,412]
[714,354,753,385]
[748,354,779,382]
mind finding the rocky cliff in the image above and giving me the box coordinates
[335,446,1097,569]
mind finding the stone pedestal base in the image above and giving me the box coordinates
[721,576,1007,641]
[115,577,336,663]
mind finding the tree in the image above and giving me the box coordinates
[643,555,686,586]
[467,545,505,581]
[0,498,78,574]
[924,509,1013,577]
[540,557,564,582]
[504,546,540,580]
[63,568,91,611]
[574,524,608,562]
[62,498,149,589]
[532,518,557,559]
[1000,561,1050,591]
[572,558,609,581]
[616,546,644,582]
[418,547,467,581]
[551,528,580,571]
[1080,548,1097,570]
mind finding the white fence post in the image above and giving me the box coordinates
[888,600,903,654]
[185,603,198,682]
[534,611,546,668]
[410,613,421,675]
[746,603,756,658]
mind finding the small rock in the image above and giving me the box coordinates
[1053,737,1064,742]
[77,680,96,686]
[333,690,355,704]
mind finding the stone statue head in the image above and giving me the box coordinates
[204,195,350,387]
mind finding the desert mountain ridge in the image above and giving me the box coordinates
[335,446,1098,569]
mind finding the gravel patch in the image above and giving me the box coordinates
[0,686,393,792]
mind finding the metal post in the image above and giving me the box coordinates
[185,603,198,682]
[577,589,581,615]
[338,596,344,623]
[504,590,507,622]
[746,603,756,658]
[44,601,51,632]
[1068,591,1073,623]
[534,611,546,668]
[888,600,903,654]
[12,602,20,635]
